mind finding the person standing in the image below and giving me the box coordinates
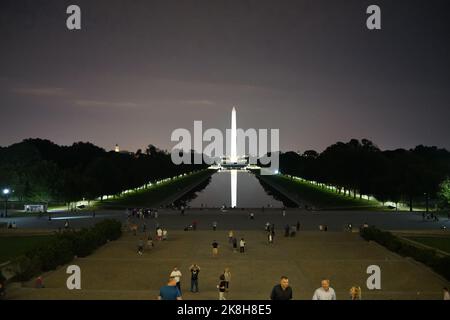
[284,224,289,237]
[296,221,300,231]
[158,277,182,300]
[268,232,273,244]
[239,238,246,253]
[137,238,144,255]
[228,230,234,244]
[212,240,219,257]
[349,286,362,300]
[147,236,154,249]
[156,227,163,241]
[212,221,218,231]
[232,237,238,252]
[218,274,227,300]
[312,279,336,300]
[189,264,200,293]
[170,267,182,293]
[270,276,293,300]
[224,267,231,291]
[162,228,168,240]
[443,287,450,300]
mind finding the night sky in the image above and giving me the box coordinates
[1,0,449,153]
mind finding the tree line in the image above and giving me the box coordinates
[279,139,450,210]
[0,139,207,205]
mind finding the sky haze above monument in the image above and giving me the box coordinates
[0,0,449,152]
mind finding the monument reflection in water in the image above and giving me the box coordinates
[187,170,284,208]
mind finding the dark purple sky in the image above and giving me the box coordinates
[1,0,449,153]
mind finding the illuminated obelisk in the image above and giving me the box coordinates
[231,107,237,208]
[231,106,237,163]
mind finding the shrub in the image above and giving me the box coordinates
[13,219,122,281]
[360,226,450,281]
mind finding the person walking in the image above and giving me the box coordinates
[296,221,300,231]
[212,240,219,257]
[270,276,292,300]
[312,279,336,300]
[239,238,246,253]
[218,274,227,300]
[224,267,231,292]
[170,267,182,294]
[162,228,168,240]
[189,264,200,293]
[212,221,218,231]
[284,224,290,237]
[158,277,182,300]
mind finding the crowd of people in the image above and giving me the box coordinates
[123,207,450,301]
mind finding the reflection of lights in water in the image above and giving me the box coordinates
[51,216,93,220]
[231,170,237,208]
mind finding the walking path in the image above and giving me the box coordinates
[6,229,448,300]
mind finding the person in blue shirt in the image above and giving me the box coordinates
[158,277,182,300]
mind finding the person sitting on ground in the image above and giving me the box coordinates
[312,279,336,300]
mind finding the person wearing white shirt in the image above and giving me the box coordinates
[312,279,336,300]
[444,287,450,300]
[170,267,182,293]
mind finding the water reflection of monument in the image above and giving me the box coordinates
[221,107,246,208]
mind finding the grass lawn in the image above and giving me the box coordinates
[0,235,55,264]
[98,170,214,208]
[261,174,383,209]
[406,236,450,254]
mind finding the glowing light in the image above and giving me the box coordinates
[231,170,237,208]
[2,188,10,195]
[230,107,237,163]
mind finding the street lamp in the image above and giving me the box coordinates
[3,188,10,217]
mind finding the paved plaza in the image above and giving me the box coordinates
[6,223,449,300]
